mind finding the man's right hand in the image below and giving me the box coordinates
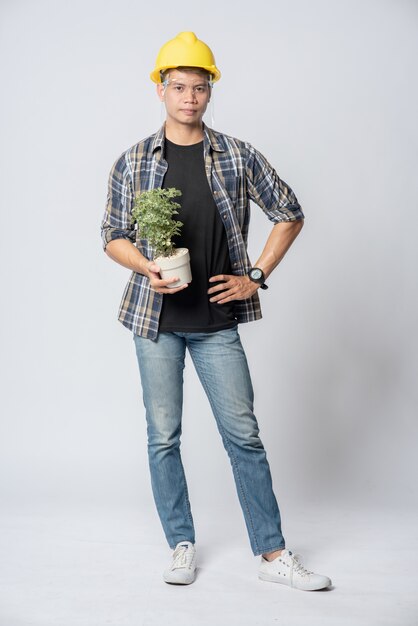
[146,261,189,294]
[104,240,188,294]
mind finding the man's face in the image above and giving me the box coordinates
[157,69,211,127]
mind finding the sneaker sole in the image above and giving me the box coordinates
[258,572,331,591]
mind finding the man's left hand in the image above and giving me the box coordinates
[208,274,259,304]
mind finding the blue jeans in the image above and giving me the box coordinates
[133,326,286,556]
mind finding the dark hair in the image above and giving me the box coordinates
[160,66,212,82]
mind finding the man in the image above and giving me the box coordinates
[101,31,332,591]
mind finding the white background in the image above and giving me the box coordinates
[1,1,417,624]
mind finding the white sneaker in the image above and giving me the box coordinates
[163,541,197,585]
[258,549,332,591]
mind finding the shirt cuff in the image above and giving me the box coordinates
[101,227,136,250]
[267,203,305,223]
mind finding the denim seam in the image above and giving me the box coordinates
[180,460,194,531]
[188,351,260,555]
[149,449,195,549]
[164,435,194,548]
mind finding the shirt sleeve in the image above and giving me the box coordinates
[245,144,304,223]
[100,153,136,251]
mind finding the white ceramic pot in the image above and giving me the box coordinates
[155,248,192,288]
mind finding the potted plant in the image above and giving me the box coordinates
[131,187,192,288]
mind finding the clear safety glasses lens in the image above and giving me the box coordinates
[162,78,213,95]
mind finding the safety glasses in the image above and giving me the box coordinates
[162,78,213,96]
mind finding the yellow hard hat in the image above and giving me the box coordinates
[150,31,221,83]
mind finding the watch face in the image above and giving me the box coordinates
[250,269,263,280]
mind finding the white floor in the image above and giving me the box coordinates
[1,501,417,626]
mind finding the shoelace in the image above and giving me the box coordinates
[291,553,314,577]
[171,544,193,570]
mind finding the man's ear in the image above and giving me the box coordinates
[157,83,165,102]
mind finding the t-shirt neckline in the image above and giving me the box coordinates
[165,137,204,150]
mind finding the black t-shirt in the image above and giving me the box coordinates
[158,138,237,332]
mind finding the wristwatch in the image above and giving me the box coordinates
[248,267,268,290]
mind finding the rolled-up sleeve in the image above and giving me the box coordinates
[245,144,304,223]
[100,153,136,251]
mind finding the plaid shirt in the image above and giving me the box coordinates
[101,122,304,339]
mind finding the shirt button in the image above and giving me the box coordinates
[223,214,227,219]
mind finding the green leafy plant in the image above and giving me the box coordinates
[131,187,183,258]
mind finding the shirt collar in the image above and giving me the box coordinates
[203,122,225,153]
[151,122,225,156]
